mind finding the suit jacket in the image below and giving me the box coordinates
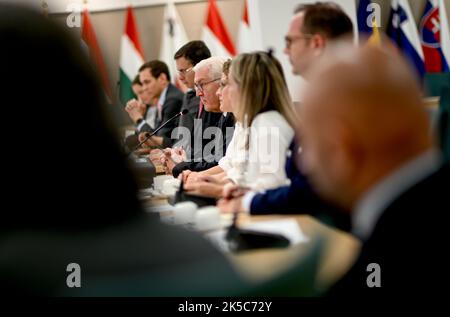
[173,90,202,156]
[327,164,450,297]
[172,112,235,178]
[250,140,349,230]
[139,83,184,146]
[178,90,201,133]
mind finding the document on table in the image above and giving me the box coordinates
[205,218,309,253]
[240,218,309,245]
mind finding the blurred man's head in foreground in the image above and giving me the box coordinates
[299,41,433,211]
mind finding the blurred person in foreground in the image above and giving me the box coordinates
[299,41,449,296]
[0,3,243,296]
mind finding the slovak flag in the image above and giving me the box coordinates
[387,0,425,78]
[420,0,450,72]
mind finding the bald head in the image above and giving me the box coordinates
[299,43,433,211]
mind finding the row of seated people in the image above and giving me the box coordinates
[2,2,448,299]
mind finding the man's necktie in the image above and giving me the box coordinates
[197,100,203,119]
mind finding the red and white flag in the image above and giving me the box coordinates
[159,1,189,91]
[119,6,145,104]
[81,9,113,102]
[237,0,262,53]
[201,0,236,57]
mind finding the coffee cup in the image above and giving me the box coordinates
[195,206,221,231]
[173,201,198,225]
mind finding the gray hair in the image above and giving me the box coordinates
[193,56,228,79]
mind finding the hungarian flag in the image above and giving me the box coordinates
[81,9,113,102]
[119,6,145,105]
[159,1,188,90]
[420,0,450,72]
[202,0,236,57]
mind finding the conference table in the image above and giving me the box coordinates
[130,147,361,291]
[231,214,360,290]
[146,194,361,291]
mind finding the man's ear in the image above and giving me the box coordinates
[158,73,168,84]
[312,34,326,54]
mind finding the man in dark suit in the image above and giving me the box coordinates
[126,60,184,147]
[172,41,226,159]
[174,41,212,140]
[138,43,226,170]
[300,42,449,296]
[172,111,235,178]
[166,57,233,177]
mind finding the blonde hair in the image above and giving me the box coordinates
[230,51,297,128]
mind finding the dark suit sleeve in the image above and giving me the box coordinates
[250,171,351,230]
[172,160,219,178]
[250,173,318,215]
[137,122,171,148]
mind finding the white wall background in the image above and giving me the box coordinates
[6,0,448,102]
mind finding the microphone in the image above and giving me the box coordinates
[127,109,189,157]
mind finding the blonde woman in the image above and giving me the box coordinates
[184,51,296,197]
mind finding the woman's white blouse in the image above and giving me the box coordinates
[218,110,294,192]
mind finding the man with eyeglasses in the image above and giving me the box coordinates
[284,2,354,79]
[169,56,234,178]
[174,41,212,137]
[128,60,184,149]
[138,41,213,155]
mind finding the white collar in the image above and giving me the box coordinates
[352,148,443,241]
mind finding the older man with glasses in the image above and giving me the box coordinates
[140,42,227,172]
[168,56,235,178]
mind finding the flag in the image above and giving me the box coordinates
[159,1,188,88]
[202,0,236,57]
[357,0,381,46]
[238,0,260,53]
[367,19,382,47]
[387,0,425,78]
[82,9,113,102]
[357,0,374,35]
[420,0,450,72]
[119,6,145,105]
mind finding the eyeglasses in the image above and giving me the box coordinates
[284,34,314,48]
[194,78,220,93]
[177,66,193,76]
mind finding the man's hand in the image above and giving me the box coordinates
[161,149,175,175]
[148,148,165,165]
[222,183,250,199]
[217,196,245,213]
[180,170,200,184]
[138,133,163,148]
[171,147,187,164]
[125,99,146,123]
[217,183,250,213]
